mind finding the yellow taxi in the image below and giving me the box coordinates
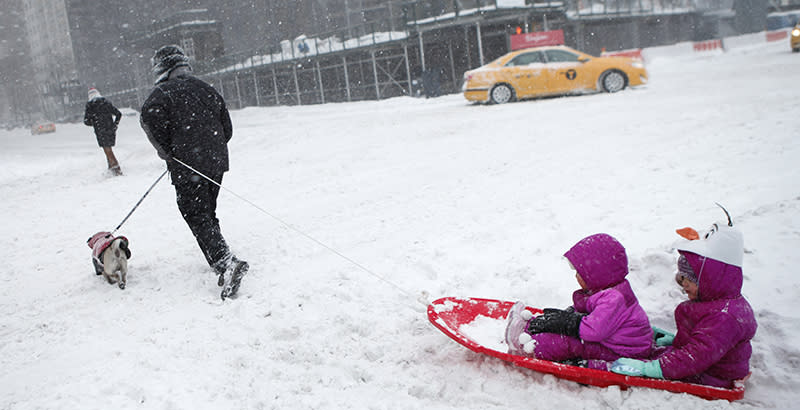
[462,45,648,104]
[30,121,56,135]
[792,21,800,52]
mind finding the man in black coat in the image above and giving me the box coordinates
[140,45,248,300]
[84,88,123,175]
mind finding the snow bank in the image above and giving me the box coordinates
[0,39,798,410]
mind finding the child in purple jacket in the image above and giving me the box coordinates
[505,233,653,367]
[611,214,757,388]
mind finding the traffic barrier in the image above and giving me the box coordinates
[693,39,724,52]
[643,30,778,62]
[766,30,789,42]
[601,48,644,61]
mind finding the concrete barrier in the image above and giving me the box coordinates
[641,42,696,62]
[723,31,766,50]
[638,30,786,63]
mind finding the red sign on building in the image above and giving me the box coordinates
[510,29,565,50]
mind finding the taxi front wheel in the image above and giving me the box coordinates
[490,84,514,104]
[601,70,627,93]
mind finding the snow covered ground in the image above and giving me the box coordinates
[1,39,798,410]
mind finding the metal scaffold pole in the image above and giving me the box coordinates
[476,22,484,66]
[342,55,351,102]
[316,60,325,104]
[272,67,279,105]
[403,44,411,96]
[252,71,261,106]
[371,50,380,100]
[293,64,301,105]
[234,74,242,109]
[418,31,426,72]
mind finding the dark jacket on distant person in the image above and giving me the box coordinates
[84,97,121,141]
[139,70,233,181]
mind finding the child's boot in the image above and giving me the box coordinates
[505,301,534,355]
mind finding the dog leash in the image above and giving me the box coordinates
[109,169,168,236]
[170,157,429,308]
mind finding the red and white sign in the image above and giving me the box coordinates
[510,29,564,51]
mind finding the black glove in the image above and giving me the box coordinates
[526,308,585,339]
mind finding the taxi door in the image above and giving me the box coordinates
[503,51,548,99]
[542,49,594,94]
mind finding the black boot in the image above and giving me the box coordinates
[220,257,249,300]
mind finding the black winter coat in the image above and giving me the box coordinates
[140,74,233,180]
[84,97,121,138]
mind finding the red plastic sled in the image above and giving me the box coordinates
[427,296,747,401]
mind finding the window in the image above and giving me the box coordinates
[506,51,544,66]
[180,38,196,59]
[544,49,580,63]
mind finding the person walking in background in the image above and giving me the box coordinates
[83,87,122,176]
[139,45,248,300]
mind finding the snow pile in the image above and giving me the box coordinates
[459,315,508,352]
[1,40,798,409]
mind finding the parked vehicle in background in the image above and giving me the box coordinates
[462,45,648,104]
[792,21,800,52]
[30,121,56,135]
[767,11,800,31]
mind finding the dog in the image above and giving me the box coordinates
[87,231,131,289]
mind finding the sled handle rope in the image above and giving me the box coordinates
[110,169,169,237]
[171,157,431,309]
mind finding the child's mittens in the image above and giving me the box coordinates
[652,326,675,346]
[610,358,664,379]
[527,308,585,338]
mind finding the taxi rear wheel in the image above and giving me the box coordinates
[490,84,514,104]
[601,70,627,93]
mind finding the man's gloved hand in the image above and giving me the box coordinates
[652,326,675,346]
[526,308,584,338]
[610,358,664,379]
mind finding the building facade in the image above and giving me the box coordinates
[0,0,39,126]
[19,0,80,120]
[1,0,409,122]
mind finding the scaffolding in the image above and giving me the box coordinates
[208,44,414,108]
[105,0,734,110]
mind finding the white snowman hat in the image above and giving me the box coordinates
[673,204,744,267]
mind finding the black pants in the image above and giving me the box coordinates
[174,171,230,273]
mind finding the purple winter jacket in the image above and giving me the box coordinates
[565,234,653,359]
[655,251,757,388]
